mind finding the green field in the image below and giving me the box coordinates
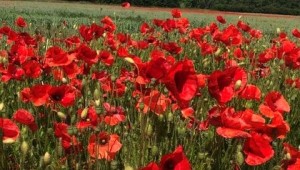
[1,1,300,170]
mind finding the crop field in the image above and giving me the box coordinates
[1,1,300,170]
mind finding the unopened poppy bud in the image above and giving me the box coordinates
[21,141,29,155]
[67,127,78,135]
[145,124,153,136]
[177,127,186,136]
[236,151,244,166]
[57,112,66,120]
[151,145,159,156]
[124,57,134,64]
[61,78,67,83]
[43,152,51,165]
[95,99,101,106]
[158,114,164,121]
[167,112,173,122]
[198,152,208,159]
[235,80,242,90]
[214,48,221,56]
[124,165,134,170]
[93,89,101,100]
[80,107,89,119]
[110,160,119,170]
[285,153,291,160]
[276,28,281,34]
[0,102,4,111]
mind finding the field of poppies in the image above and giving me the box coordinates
[1,1,300,170]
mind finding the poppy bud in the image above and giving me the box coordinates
[43,152,51,165]
[236,151,244,166]
[167,112,173,122]
[0,102,4,111]
[145,124,153,136]
[214,48,221,56]
[80,107,89,119]
[57,112,66,120]
[285,153,291,160]
[61,78,67,83]
[95,99,101,106]
[276,28,281,34]
[198,152,208,160]
[93,89,101,100]
[110,160,119,170]
[124,165,134,170]
[124,57,134,64]
[151,145,159,156]
[177,127,186,136]
[234,80,242,90]
[21,141,29,155]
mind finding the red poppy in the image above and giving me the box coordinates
[243,132,274,166]
[88,132,122,161]
[171,9,182,18]
[22,60,42,79]
[215,107,251,138]
[216,15,226,24]
[98,50,115,66]
[15,17,27,28]
[101,16,116,33]
[1,64,24,82]
[208,66,247,104]
[140,162,159,170]
[62,62,83,79]
[0,118,20,143]
[159,145,191,170]
[103,103,126,126]
[45,46,75,67]
[48,85,76,107]
[20,84,51,106]
[238,84,261,101]
[282,143,300,170]
[292,29,300,38]
[140,23,153,34]
[76,106,100,130]
[259,91,290,118]
[137,90,171,115]
[121,2,130,8]
[79,25,93,42]
[13,109,38,132]
[264,112,290,139]
[237,20,251,32]
[75,44,98,65]
[162,59,198,109]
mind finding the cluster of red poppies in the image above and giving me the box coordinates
[0,6,300,169]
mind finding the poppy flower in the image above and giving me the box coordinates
[88,132,122,161]
[216,16,226,24]
[282,143,300,170]
[259,91,290,118]
[171,9,182,18]
[20,84,51,106]
[79,24,93,42]
[22,60,42,79]
[238,84,261,101]
[15,17,27,28]
[103,103,126,126]
[162,59,198,109]
[243,132,274,166]
[0,118,20,143]
[140,162,159,170]
[1,64,24,82]
[75,44,98,65]
[259,112,290,140]
[292,29,300,38]
[48,85,76,107]
[45,46,75,67]
[121,2,130,8]
[140,23,153,34]
[98,50,115,66]
[76,106,100,130]
[159,145,191,170]
[101,16,116,33]
[13,109,38,132]
[137,90,171,115]
[208,66,247,104]
[62,62,83,79]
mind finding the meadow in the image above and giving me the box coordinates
[1,1,300,170]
